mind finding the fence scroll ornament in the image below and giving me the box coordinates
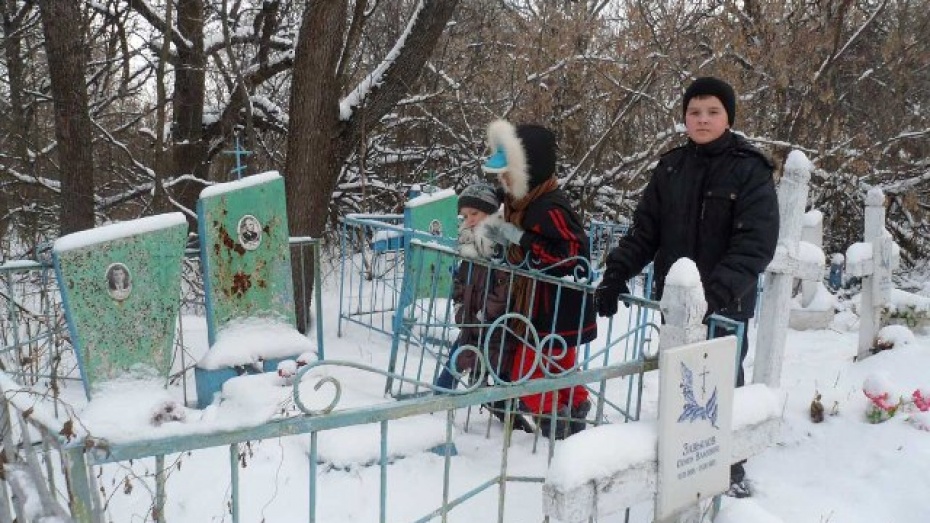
[291,305,660,419]
[290,303,612,416]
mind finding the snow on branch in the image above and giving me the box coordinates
[121,0,193,51]
[813,0,888,82]
[339,0,425,120]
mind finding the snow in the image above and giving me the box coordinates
[798,240,825,266]
[339,1,425,120]
[865,187,885,206]
[846,241,872,264]
[665,257,701,287]
[8,269,930,521]
[802,209,823,228]
[199,170,281,199]
[784,150,813,175]
[889,288,930,313]
[545,384,782,492]
[196,317,316,369]
[876,325,916,348]
[0,260,43,270]
[793,282,837,311]
[372,229,404,241]
[53,213,187,252]
[732,384,782,429]
[547,422,658,490]
[405,187,456,208]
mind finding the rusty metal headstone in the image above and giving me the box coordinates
[197,171,295,344]
[53,213,188,397]
[195,171,312,407]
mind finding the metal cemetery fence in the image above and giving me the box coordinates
[338,214,408,337]
[0,228,669,523]
[588,219,629,270]
[384,239,659,431]
[0,259,72,390]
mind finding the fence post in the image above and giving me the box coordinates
[657,262,708,523]
[754,151,813,387]
[659,268,707,351]
[63,446,100,523]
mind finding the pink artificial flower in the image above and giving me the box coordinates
[912,389,930,412]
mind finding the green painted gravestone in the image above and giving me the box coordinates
[53,213,188,397]
[403,187,458,300]
[195,171,314,407]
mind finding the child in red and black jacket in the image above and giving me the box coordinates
[481,119,597,439]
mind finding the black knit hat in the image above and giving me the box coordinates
[458,182,501,215]
[682,77,736,126]
[515,124,557,189]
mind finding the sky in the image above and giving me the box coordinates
[44,272,930,523]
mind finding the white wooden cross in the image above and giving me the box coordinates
[788,210,831,330]
[754,151,822,387]
[845,188,900,361]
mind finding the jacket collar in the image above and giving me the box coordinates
[689,129,733,157]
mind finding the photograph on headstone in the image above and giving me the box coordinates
[105,262,132,301]
[429,218,442,236]
[237,214,263,251]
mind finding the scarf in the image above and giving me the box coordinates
[502,176,559,341]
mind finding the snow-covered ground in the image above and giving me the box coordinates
[46,278,930,522]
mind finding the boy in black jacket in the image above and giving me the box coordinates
[595,77,779,497]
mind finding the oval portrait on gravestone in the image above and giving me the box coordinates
[429,219,443,237]
[105,262,132,301]
[237,214,263,251]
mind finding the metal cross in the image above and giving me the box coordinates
[224,134,252,180]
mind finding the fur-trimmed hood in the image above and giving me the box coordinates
[484,120,530,200]
[482,120,559,201]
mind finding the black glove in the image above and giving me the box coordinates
[595,274,631,317]
[702,287,725,323]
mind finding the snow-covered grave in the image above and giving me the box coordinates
[754,151,821,387]
[543,259,782,523]
[788,209,834,330]
[194,171,316,407]
[52,213,189,396]
[845,187,901,361]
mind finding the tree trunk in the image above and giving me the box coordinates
[285,0,460,333]
[171,0,208,220]
[285,0,346,333]
[1,0,34,234]
[38,0,94,234]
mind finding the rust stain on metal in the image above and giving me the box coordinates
[217,224,246,255]
[230,271,252,297]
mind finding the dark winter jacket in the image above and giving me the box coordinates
[513,189,598,345]
[604,130,779,319]
[452,258,513,374]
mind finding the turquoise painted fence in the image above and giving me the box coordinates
[0,259,69,388]
[338,214,407,337]
[0,342,660,523]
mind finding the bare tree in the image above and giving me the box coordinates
[38,0,95,234]
[284,0,460,331]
